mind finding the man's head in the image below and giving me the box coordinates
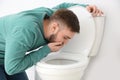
[44,9,80,46]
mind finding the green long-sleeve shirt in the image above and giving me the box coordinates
[0,3,88,75]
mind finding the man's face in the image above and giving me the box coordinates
[48,26,75,46]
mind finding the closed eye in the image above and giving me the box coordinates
[64,36,71,40]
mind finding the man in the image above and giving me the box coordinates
[0,2,103,80]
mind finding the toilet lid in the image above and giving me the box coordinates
[60,6,95,56]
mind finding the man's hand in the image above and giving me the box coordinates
[48,42,63,52]
[86,5,103,16]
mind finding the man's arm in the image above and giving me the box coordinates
[52,2,88,10]
[5,26,51,75]
[52,2,103,16]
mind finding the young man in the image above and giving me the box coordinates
[0,3,103,80]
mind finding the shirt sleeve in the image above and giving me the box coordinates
[52,2,88,10]
[5,26,51,75]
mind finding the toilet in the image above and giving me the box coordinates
[35,6,105,80]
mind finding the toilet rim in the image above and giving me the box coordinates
[36,53,89,69]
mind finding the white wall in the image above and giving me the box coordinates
[0,0,120,80]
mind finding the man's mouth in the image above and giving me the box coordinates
[56,42,64,46]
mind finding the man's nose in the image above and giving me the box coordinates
[63,40,68,45]
[64,39,70,45]
[61,40,68,45]
[62,42,64,45]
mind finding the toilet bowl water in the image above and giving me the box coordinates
[46,58,77,65]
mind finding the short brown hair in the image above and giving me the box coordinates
[50,9,80,33]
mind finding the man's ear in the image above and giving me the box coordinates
[51,22,59,34]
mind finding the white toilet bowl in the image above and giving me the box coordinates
[36,52,88,80]
[35,6,105,80]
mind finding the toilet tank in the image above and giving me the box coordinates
[61,6,105,57]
